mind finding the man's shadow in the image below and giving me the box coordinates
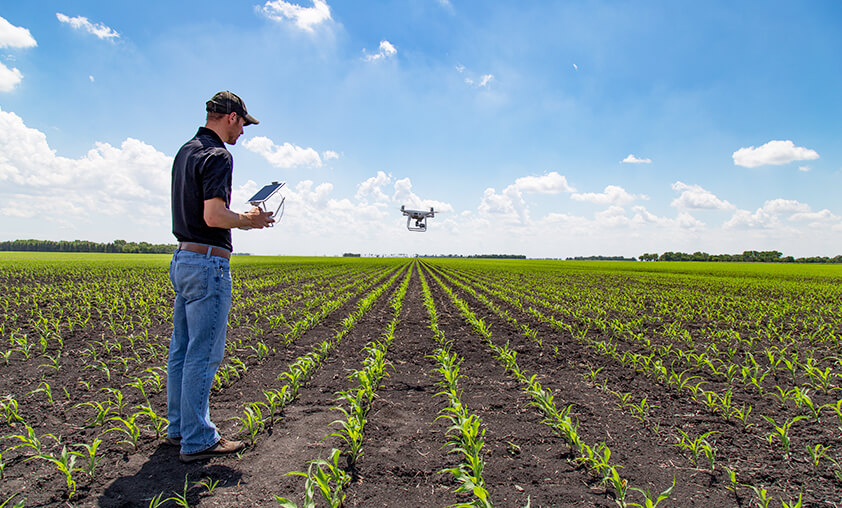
[99,444,242,507]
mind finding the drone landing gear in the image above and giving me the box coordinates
[407,217,428,232]
[400,205,435,233]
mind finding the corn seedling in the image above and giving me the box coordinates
[0,396,24,424]
[722,465,739,495]
[72,437,103,479]
[248,341,272,361]
[106,413,143,451]
[4,424,52,455]
[75,400,113,428]
[277,448,350,508]
[101,387,127,415]
[195,476,220,494]
[263,387,288,425]
[627,478,675,508]
[234,404,264,445]
[33,446,78,499]
[329,397,366,467]
[146,492,167,508]
[135,403,168,439]
[38,352,62,371]
[164,475,192,508]
[730,403,753,430]
[806,443,831,467]
[674,430,717,467]
[28,381,54,405]
[781,493,803,508]
[748,485,772,508]
[762,415,807,458]
[602,465,628,506]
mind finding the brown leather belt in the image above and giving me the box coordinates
[178,242,231,260]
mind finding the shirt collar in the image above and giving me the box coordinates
[196,126,224,145]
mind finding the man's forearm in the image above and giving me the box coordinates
[204,199,250,229]
[204,198,273,230]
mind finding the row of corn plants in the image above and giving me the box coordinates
[418,268,496,507]
[212,264,396,392]
[233,265,408,446]
[275,264,412,507]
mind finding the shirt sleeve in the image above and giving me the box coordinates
[200,150,232,205]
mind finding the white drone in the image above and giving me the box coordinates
[400,205,435,232]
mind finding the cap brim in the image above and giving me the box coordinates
[243,113,258,126]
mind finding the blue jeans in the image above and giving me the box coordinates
[167,248,232,454]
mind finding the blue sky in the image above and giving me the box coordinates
[1,1,840,257]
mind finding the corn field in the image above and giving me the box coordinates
[1,253,842,507]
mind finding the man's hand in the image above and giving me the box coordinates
[240,206,274,229]
[204,198,275,230]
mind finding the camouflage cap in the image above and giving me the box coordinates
[206,91,259,126]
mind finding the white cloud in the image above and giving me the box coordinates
[479,186,526,221]
[627,206,705,230]
[798,165,810,172]
[364,40,397,62]
[459,65,495,89]
[478,172,575,225]
[322,150,339,161]
[572,185,644,206]
[675,212,706,230]
[260,0,332,32]
[514,171,575,194]
[0,63,22,92]
[762,198,810,214]
[790,209,840,223]
[723,198,817,230]
[293,179,334,207]
[355,171,391,202]
[622,154,651,164]
[56,13,120,40]
[89,75,95,82]
[732,140,819,168]
[670,181,734,210]
[595,205,631,228]
[0,16,37,49]
[0,107,169,223]
[392,177,454,213]
[0,17,36,92]
[243,136,324,168]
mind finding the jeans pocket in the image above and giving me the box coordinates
[174,263,208,302]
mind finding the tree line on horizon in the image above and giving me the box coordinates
[639,250,842,264]
[0,239,177,254]
[2,240,840,264]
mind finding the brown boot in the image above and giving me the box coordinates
[179,438,245,463]
[163,436,181,446]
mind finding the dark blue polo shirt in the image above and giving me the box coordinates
[171,127,233,251]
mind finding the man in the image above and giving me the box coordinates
[167,91,274,462]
